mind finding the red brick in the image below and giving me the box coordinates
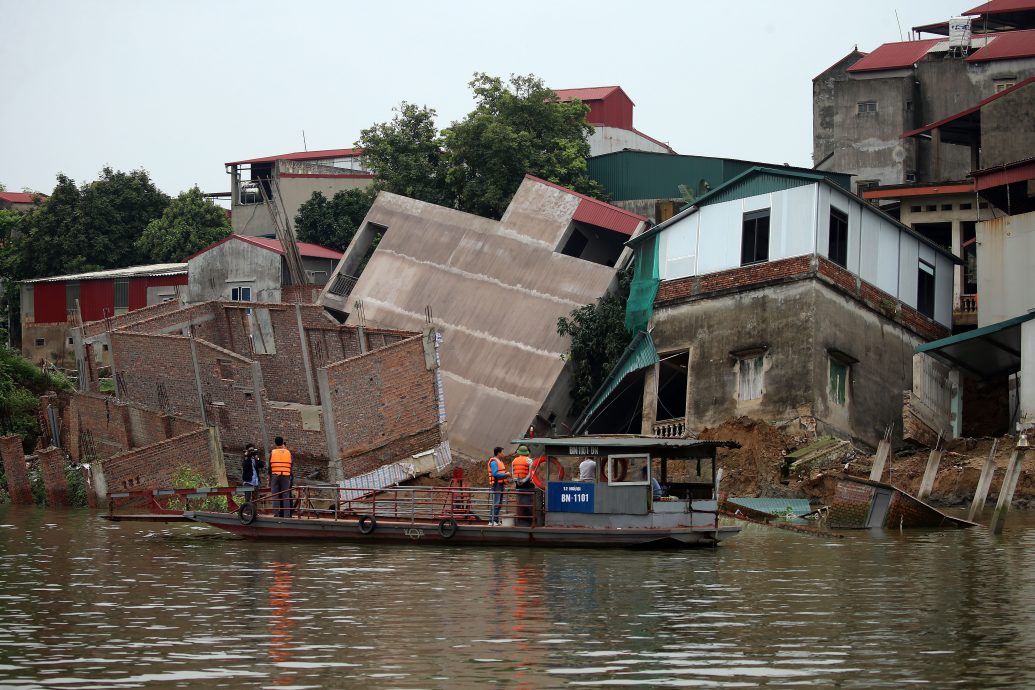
[38,446,69,506]
[0,435,33,505]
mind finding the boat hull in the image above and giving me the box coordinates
[183,511,739,548]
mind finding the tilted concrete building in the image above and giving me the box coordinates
[580,168,959,449]
[319,176,649,461]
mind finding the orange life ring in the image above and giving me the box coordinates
[530,455,565,490]
[600,458,629,482]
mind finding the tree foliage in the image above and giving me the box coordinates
[5,168,169,280]
[294,186,378,252]
[0,345,72,454]
[556,271,633,416]
[136,185,230,262]
[358,73,605,220]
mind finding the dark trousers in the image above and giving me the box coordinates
[271,474,293,518]
[491,483,505,522]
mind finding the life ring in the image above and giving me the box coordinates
[601,458,629,482]
[531,455,565,490]
[438,517,458,539]
[358,514,377,534]
[238,502,257,525]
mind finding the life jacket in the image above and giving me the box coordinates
[487,457,507,484]
[512,455,531,480]
[270,447,292,476]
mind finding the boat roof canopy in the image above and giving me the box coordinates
[513,435,740,458]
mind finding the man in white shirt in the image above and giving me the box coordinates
[578,457,597,482]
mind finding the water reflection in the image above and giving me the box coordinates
[1,507,1035,688]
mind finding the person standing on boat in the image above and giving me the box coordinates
[242,444,263,487]
[512,445,534,527]
[269,437,293,518]
[579,457,597,482]
[487,446,509,526]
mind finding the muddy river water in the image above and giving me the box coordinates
[2,506,1035,689]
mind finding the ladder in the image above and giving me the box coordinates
[258,176,308,287]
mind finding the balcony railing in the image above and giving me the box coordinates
[652,418,687,438]
[956,293,977,313]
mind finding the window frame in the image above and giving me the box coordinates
[731,347,767,402]
[828,206,849,268]
[740,210,771,266]
[917,259,936,318]
[857,100,878,114]
[829,358,848,406]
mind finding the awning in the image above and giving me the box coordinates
[916,311,1035,379]
[573,330,658,432]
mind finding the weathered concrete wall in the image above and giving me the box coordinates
[982,84,1035,169]
[188,240,282,303]
[20,322,72,368]
[323,183,621,462]
[230,171,373,237]
[977,212,1035,326]
[0,435,33,504]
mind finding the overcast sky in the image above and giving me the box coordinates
[1,0,964,199]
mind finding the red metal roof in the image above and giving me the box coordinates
[967,27,1035,60]
[965,0,1035,15]
[188,234,344,261]
[0,191,45,204]
[846,39,941,73]
[524,175,648,236]
[972,156,1035,190]
[554,86,630,103]
[225,148,362,167]
[901,76,1035,138]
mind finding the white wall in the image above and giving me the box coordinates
[587,126,671,156]
[977,212,1035,327]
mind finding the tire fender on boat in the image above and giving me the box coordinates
[358,514,377,534]
[238,502,257,525]
[531,455,565,490]
[438,517,458,539]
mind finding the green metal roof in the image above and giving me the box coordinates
[726,497,813,517]
[587,150,852,202]
[511,435,740,456]
[916,311,1035,379]
[573,331,659,432]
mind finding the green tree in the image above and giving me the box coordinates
[136,185,230,262]
[556,270,633,416]
[0,345,72,453]
[294,186,377,252]
[443,73,604,219]
[358,102,451,206]
[6,168,169,280]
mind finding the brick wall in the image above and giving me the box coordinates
[323,335,442,477]
[656,256,813,305]
[98,428,218,492]
[81,299,184,338]
[38,446,69,506]
[265,404,328,475]
[113,332,200,418]
[0,435,32,504]
[64,392,205,462]
[827,478,876,528]
[281,285,321,304]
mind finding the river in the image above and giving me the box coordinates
[1,506,1034,689]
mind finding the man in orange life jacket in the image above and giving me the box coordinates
[487,446,509,526]
[511,444,534,527]
[269,436,293,518]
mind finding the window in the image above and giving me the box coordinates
[34,338,45,347]
[917,259,936,318]
[306,270,329,286]
[941,204,953,211]
[829,359,848,405]
[655,351,688,422]
[925,205,937,212]
[905,172,917,183]
[67,337,74,345]
[740,210,770,265]
[995,81,1015,93]
[66,282,80,319]
[114,278,129,313]
[828,207,848,268]
[231,286,253,302]
[857,101,878,114]
[734,351,765,401]
[605,454,649,486]
[910,205,922,213]
[960,202,972,210]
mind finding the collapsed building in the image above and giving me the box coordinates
[319,175,650,462]
[61,298,447,501]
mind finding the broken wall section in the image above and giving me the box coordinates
[95,427,226,497]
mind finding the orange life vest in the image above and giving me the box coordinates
[487,457,507,484]
[512,455,531,480]
[270,447,292,476]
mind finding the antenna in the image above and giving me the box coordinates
[895,9,903,41]
[302,129,307,151]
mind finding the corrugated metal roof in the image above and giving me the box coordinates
[511,434,740,452]
[916,311,1035,378]
[524,175,647,236]
[972,156,1035,190]
[967,27,1035,61]
[22,263,187,284]
[965,0,1035,15]
[188,234,343,261]
[0,192,45,204]
[727,498,813,517]
[901,76,1035,138]
[846,39,941,73]
[225,147,362,167]
[554,86,627,103]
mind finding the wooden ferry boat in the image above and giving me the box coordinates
[166,436,741,549]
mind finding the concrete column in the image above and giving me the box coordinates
[0,435,33,505]
[1020,319,1035,431]
[931,127,942,182]
[917,447,944,501]
[38,446,69,507]
[968,439,998,522]
[869,435,892,482]
[188,336,208,426]
[251,362,270,462]
[640,363,659,435]
[318,368,342,483]
[990,445,1028,535]
[294,304,318,405]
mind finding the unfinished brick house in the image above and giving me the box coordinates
[67,298,447,498]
